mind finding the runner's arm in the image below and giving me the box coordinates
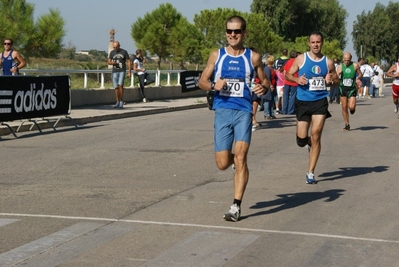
[285,54,306,85]
[13,51,26,69]
[385,64,397,78]
[198,50,226,91]
[326,58,339,85]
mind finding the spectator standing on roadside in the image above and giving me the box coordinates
[360,58,374,98]
[133,49,155,103]
[275,63,285,114]
[107,41,130,108]
[282,51,298,114]
[274,48,288,69]
[370,71,380,98]
[329,58,340,104]
[263,55,277,119]
[198,15,269,222]
[0,38,26,76]
[372,62,384,97]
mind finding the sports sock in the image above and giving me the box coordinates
[233,199,241,207]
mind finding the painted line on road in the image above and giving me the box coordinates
[0,222,104,267]
[1,212,399,245]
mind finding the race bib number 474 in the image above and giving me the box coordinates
[219,78,245,97]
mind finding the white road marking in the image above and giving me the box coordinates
[12,223,135,267]
[0,222,103,267]
[1,212,399,244]
[0,218,19,227]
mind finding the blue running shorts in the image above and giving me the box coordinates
[214,108,252,152]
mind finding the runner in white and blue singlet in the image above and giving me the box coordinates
[212,47,254,113]
[199,15,269,222]
[285,31,339,185]
[0,38,26,76]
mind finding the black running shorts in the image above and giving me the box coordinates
[295,97,331,122]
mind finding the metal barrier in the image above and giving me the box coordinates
[19,69,184,89]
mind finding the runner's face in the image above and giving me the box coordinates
[3,40,12,51]
[308,35,323,54]
[343,56,351,66]
[226,22,245,47]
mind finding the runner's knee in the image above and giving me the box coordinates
[296,136,308,147]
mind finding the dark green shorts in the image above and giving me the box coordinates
[339,86,357,98]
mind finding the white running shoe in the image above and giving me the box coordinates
[114,102,119,108]
[306,172,317,184]
[223,204,241,222]
[143,98,147,103]
[119,101,124,108]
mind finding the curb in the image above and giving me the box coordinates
[0,103,208,137]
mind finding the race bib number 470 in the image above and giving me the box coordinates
[309,77,326,91]
[219,78,245,97]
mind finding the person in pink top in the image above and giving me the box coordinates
[275,64,285,114]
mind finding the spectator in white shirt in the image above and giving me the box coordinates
[370,71,381,97]
[372,62,384,97]
[359,59,374,98]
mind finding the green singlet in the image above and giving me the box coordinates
[339,62,357,98]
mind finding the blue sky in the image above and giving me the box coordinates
[29,0,391,60]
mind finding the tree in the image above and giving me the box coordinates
[250,0,347,49]
[26,8,65,58]
[131,3,183,69]
[352,3,397,62]
[245,12,284,56]
[283,36,342,60]
[193,8,283,61]
[0,0,65,58]
[0,0,35,50]
[383,1,399,63]
[168,18,203,69]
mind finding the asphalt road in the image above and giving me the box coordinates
[1,86,399,266]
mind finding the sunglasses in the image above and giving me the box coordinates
[226,29,243,34]
[3,43,11,45]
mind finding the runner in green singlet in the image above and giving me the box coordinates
[336,52,363,131]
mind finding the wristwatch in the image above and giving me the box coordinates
[210,82,215,90]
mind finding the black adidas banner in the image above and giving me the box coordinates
[0,75,71,122]
[181,70,203,92]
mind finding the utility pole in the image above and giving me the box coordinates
[108,29,116,69]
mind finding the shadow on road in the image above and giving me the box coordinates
[243,189,345,219]
[352,126,388,131]
[256,118,296,130]
[318,166,389,182]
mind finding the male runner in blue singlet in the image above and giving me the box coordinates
[285,31,339,184]
[0,38,26,75]
[199,15,270,222]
